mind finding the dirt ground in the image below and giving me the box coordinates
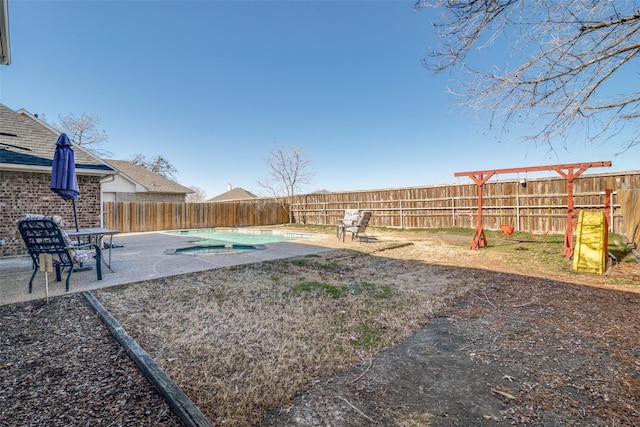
[2,230,639,426]
[0,294,182,426]
[261,232,640,426]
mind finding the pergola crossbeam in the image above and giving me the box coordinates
[455,161,612,258]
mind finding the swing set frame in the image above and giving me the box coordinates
[454,161,612,259]
[496,176,550,238]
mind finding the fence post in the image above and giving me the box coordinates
[400,200,404,229]
[516,193,521,232]
[451,197,456,227]
[323,202,327,225]
[609,190,615,233]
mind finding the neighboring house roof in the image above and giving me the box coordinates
[207,187,257,202]
[105,159,194,194]
[0,103,115,175]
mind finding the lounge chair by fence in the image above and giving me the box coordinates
[339,210,372,242]
[336,209,360,240]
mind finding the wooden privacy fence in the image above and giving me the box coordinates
[291,172,640,236]
[291,192,620,235]
[102,171,640,241]
[103,201,288,233]
[618,188,640,248]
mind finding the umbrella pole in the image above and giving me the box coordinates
[72,199,79,231]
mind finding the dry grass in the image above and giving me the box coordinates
[92,227,639,425]
[93,240,478,425]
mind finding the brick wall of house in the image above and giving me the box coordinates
[0,170,102,257]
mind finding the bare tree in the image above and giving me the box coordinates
[185,186,207,203]
[418,0,640,151]
[131,153,178,180]
[55,113,112,156]
[258,143,313,224]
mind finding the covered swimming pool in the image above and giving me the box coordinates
[167,228,323,254]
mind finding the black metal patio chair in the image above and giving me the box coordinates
[17,214,102,293]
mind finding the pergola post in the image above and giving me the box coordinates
[455,161,611,258]
[552,164,591,259]
[466,172,495,249]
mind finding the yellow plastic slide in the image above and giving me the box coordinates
[573,211,608,274]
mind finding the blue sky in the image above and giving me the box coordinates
[1,0,637,199]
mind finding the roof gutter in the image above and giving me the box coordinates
[100,174,116,184]
[0,163,118,176]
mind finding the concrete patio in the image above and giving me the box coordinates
[0,231,337,306]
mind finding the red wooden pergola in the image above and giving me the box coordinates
[454,161,612,259]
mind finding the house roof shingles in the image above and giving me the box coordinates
[105,160,194,194]
[207,187,257,202]
[0,103,114,174]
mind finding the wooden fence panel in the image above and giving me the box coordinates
[290,172,638,235]
[618,188,640,248]
[102,171,639,238]
[104,201,288,233]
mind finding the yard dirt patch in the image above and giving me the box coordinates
[261,232,640,426]
[2,229,639,426]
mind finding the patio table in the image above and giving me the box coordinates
[66,228,120,271]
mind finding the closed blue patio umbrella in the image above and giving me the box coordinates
[50,133,80,231]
